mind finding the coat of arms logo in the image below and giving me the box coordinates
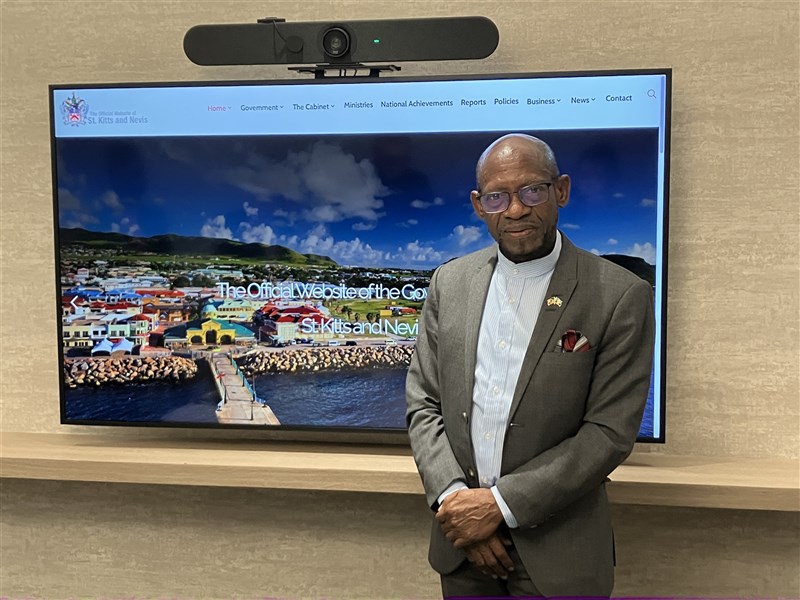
[61,92,88,126]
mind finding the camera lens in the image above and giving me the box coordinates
[322,27,350,58]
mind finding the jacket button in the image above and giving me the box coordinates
[468,468,475,478]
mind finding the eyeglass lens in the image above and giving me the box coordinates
[480,184,549,213]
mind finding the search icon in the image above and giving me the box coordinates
[647,89,657,99]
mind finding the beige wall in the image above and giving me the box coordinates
[1,1,798,598]
[2,479,798,599]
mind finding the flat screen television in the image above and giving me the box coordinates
[51,69,669,442]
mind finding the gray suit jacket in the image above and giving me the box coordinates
[406,234,655,597]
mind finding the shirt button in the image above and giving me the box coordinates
[499,340,507,349]
[512,268,519,275]
[509,297,516,304]
[492,386,500,395]
[482,477,490,484]
[484,432,492,440]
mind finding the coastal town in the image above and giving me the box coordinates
[59,240,428,406]
[61,260,425,356]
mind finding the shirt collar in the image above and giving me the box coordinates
[496,230,562,279]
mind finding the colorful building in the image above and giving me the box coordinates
[162,306,255,347]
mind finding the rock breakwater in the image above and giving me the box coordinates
[64,356,198,387]
[238,346,414,376]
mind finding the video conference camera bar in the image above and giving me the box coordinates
[184,16,499,78]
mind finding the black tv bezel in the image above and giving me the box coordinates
[50,67,670,444]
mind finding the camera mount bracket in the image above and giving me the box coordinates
[287,63,401,79]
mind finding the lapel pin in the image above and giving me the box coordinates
[546,296,563,308]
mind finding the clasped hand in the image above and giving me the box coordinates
[436,488,514,578]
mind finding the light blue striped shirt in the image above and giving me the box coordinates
[438,232,562,528]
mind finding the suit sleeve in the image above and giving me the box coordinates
[495,277,655,528]
[406,267,467,510]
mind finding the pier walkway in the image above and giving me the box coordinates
[209,354,280,425]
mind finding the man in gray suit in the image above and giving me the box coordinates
[406,134,654,598]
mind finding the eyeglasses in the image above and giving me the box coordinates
[477,181,556,214]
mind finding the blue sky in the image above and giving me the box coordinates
[56,129,660,268]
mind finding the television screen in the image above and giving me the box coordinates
[51,69,669,441]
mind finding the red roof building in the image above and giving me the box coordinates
[135,289,185,299]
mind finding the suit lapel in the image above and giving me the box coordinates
[464,249,497,417]
[508,235,580,422]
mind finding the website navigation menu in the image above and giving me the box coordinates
[53,73,667,139]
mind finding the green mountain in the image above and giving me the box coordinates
[59,228,338,267]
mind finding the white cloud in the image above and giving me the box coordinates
[297,142,388,222]
[294,224,384,266]
[607,238,619,245]
[392,241,445,264]
[201,215,233,240]
[298,224,334,254]
[273,209,298,226]
[228,160,304,201]
[590,248,601,255]
[450,225,482,247]
[411,197,445,209]
[561,223,581,230]
[165,139,390,226]
[239,223,276,246]
[58,187,101,229]
[293,223,476,267]
[110,221,139,236]
[329,238,385,266]
[58,188,82,211]
[280,234,299,247]
[613,192,625,199]
[305,204,342,223]
[216,142,388,225]
[398,219,419,228]
[627,242,656,264]
[243,201,259,217]
[102,190,124,211]
[280,224,447,268]
[352,222,376,231]
[640,198,657,207]
[63,212,99,228]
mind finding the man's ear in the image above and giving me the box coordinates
[470,190,485,218]
[555,174,571,209]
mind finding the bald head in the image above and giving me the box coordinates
[475,134,560,190]
[470,133,570,262]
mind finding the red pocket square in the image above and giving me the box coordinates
[557,329,591,352]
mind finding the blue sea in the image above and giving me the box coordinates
[64,360,220,424]
[64,360,656,437]
[254,368,408,428]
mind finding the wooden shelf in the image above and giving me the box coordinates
[1,432,797,511]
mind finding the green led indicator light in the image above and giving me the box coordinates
[373,39,380,44]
